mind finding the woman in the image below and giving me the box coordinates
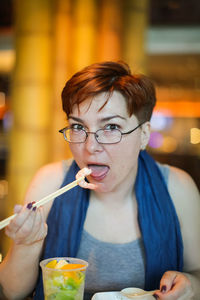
[0,61,199,300]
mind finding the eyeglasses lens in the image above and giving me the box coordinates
[64,128,121,144]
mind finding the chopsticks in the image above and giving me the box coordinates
[0,175,85,230]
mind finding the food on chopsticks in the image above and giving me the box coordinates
[76,167,97,190]
[43,259,86,300]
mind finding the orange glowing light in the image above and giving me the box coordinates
[155,101,200,118]
[190,128,200,144]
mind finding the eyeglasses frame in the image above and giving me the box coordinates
[59,121,146,145]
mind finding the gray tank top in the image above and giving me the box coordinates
[77,231,146,299]
[75,163,170,299]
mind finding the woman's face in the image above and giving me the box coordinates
[68,91,150,193]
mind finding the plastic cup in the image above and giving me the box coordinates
[40,257,88,300]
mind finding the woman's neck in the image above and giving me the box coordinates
[90,165,138,209]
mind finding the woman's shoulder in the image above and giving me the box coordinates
[156,161,199,199]
[168,166,200,272]
[168,165,199,201]
[30,159,73,186]
[167,165,200,229]
[28,161,67,188]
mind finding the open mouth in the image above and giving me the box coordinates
[88,164,110,180]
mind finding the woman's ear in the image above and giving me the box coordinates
[140,122,151,150]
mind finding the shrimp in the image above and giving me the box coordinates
[76,167,97,190]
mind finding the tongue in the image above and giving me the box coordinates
[88,165,109,177]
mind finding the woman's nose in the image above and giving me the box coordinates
[84,132,103,153]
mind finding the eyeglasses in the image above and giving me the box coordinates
[59,121,145,145]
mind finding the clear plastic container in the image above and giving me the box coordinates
[40,257,88,300]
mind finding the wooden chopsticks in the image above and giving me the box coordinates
[0,175,85,230]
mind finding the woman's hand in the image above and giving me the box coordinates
[153,271,194,299]
[5,202,47,245]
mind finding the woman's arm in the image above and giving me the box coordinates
[154,166,200,300]
[0,237,45,299]
[0,161,64,299]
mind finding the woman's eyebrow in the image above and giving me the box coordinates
[68,116,84,122]
[68,115,126,122]
[100,115,126,122]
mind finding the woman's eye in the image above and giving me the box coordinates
[104,124,119,130]
[71,124,84,131]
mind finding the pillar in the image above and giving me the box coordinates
[52,0,73,161]
[72,0,97,73]
[123,0,149,74]
[3,0,53,254]
[98,0,122,61]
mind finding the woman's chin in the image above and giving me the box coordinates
[92,182,114,194]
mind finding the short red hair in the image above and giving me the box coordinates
[61,61,156,122]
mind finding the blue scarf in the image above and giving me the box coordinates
[34,151,183,298]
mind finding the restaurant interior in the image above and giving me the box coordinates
[0,0,199,256]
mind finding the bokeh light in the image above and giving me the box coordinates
[151,112,173,131]
[162,136,178,153]
[190,128,200,144]
[149,131,164,148]
[3,111,13,131]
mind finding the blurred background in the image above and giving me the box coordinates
[0,0,199,255]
